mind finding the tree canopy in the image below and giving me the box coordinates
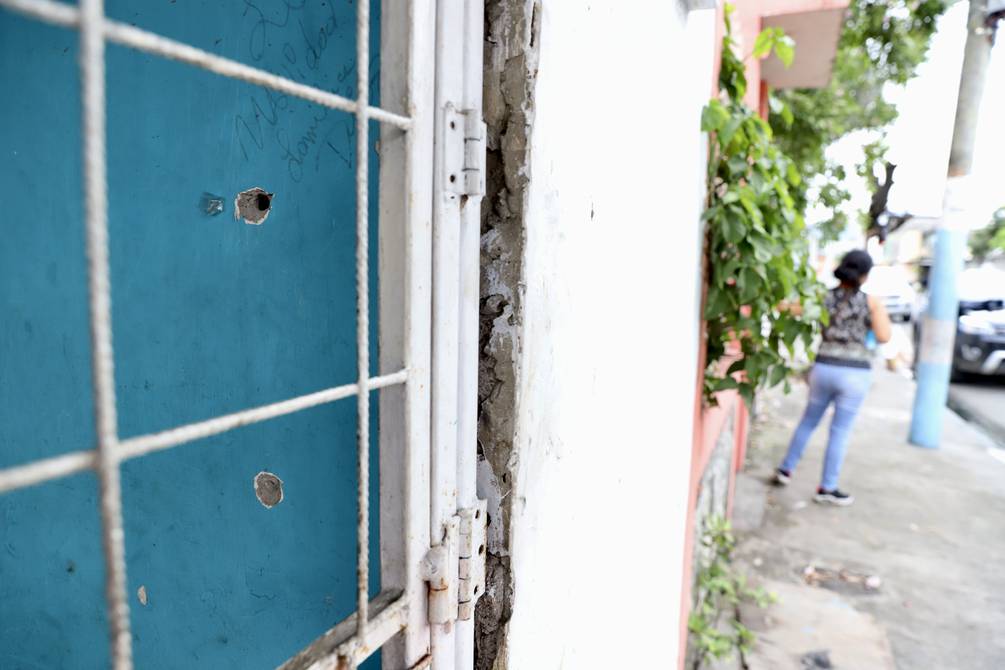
[969,207,1005,262]
[769,0,950,243]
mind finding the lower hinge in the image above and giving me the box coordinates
[422,500,488,624]
[457,499,488,620]
[442,105,486,198]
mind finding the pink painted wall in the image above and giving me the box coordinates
[731,0,849,109]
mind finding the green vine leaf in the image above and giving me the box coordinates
[773,35,796,68]
[752,27,795,67]
[701,99,730,132]
[722,211,747,245]
[751,28,776,59]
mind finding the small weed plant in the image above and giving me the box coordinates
[688,516,774,668]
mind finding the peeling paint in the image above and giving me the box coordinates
[137,585,148,606]
[200,192,225,216]
[254,471,284,508]
[476,458,506,556]
[234,187,274,225]
[476,2,540,668]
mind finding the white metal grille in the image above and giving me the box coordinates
[0,0,421,668]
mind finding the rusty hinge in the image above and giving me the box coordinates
[442,105,486,198]
[422,500,488,625]
[422,516,459,624]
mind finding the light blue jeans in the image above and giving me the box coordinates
[780,362,872,490]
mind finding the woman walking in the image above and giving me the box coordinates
[774,250,892,506]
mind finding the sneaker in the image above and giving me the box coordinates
[773,468,792,486]
[814,488,854,506]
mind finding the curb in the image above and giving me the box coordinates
[947,389,1005,448]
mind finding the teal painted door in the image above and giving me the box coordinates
[0,1,382,667]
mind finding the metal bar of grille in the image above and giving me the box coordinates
[0,0,411,130]
[278,589,408,670]
[119,370,406,461]
[0,450,97,495]
[0,370,409,495]
[354,0,372,644]
[79,0,132,667]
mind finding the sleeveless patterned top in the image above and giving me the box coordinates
[816,287,873,369]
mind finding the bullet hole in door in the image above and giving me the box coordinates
[254,471,284,508]
[235,187,274,225]
[200,192,225,216]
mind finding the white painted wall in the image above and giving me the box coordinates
[503,3,716,667]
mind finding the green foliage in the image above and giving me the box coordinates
[753,27,795,66]
[702,10,826,406]
[969,207,1005,262]
[688,517,774,666]
[769,0,949,243]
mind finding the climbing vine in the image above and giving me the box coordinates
[701,6,826,406]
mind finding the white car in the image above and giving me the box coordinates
[863,265,916,322]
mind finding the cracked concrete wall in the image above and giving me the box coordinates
[475,1,540,668]
[476,3,717,668]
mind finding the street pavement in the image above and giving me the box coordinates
[949,377,1005,447]
[731,368,1005,670]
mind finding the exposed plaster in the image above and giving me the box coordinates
[234,187,274,225]
[475,1,540,668]
[254,471,284,508]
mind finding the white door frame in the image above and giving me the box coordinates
[381,0,486,668]
[429,1,486,668]
[378,0,436,668]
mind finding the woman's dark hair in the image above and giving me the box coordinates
[834,250,873,288]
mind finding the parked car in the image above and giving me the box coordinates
[954,308,1005,377]
[863,265,916,322]
[913,266,1005,380]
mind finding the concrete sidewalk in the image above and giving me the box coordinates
[732,368,1005,670]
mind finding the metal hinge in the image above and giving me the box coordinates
[422,500,488,624]
[457,500,488,620]
[442,105,486,197]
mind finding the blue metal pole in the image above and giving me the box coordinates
[909,227,965,448]
[909,0,995,448]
